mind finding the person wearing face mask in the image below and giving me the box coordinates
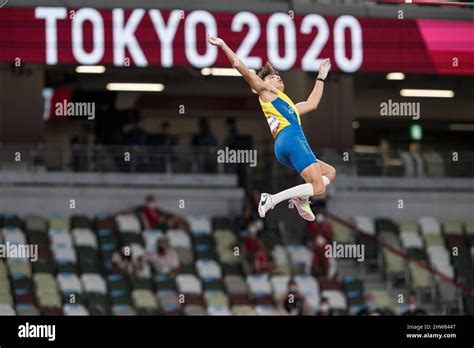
[402,292,427,316]
[146,238,180,277]
[357,293,384,316]
[283,279,306,316]
[317,297,334,316]
[140,194,188,231]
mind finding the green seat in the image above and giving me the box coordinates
[371,289,394,311]
[442,219,463,236]
[217,247,239,264]
[213,229,236,249]
[132,289,158,310]
[204,290,229,307]
[8,260,32,278]
[49,216,70,230]
[0,292,14,306]
[331,220,353,244]
[424,234,444,247]
[231,305,256,315]
[399,219,418,234]
[409,263,432,290]
[384,249,406,275]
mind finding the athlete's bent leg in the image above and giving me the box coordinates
[317,159,337,183]
[300,162,328,197]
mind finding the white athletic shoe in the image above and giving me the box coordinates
[291,197,316,221]
[258,193,275,218]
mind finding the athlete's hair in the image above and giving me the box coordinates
[257,62,279,80]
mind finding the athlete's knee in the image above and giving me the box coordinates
[330,167,336,181]
[311,182,326,197]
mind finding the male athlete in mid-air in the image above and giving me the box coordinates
[208,36,336,222]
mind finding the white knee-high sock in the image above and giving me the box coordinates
[270,183,314,206]
[269,176,331,207]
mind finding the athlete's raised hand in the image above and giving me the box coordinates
[207,36,225,47]
[318,58,331,80]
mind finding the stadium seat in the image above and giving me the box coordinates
[246,274,273,305]
[7,259,32,278]
[16,303,39,316]
[176,274,204,305]
[321,290,347,311]
[57,273,83,295]
[418,217,442,236]
[72,228,97,249]
[132,289,159,314]
[81,274,107,295]
[183,304,207,316]
[271,245,291,275]
[270,275,290,302]
[351,216,375,235]
[63,304,89,316]
[207,304,231,315]
[2,227,26,244]
[255,304,277,315]
[442,219,463,236]
[400,232,423,250]
[331,220,353,244]
[24,215,48,233]
[112,304,136,316]
[409,263,432,291]
[49,215,70,231]
[168,229,192,249]
[70,215,93,230]
[0,304,16,315]
[294,275,320,313]
[196,259,222,281]
[156,290,181,315]
[224,275,249,305]
[143,229,164,252]
[286,244,312,274]
[204,290,229,307]
[399,219,418,234]
[231,305,256,315]
[188,215,212,235]
[115,214,141,234]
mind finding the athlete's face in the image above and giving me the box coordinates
[265,74,284,91]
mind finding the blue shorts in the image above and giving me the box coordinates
[274,126,317,174]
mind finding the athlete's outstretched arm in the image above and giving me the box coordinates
[207,36,274,99]
[296,58,331,116]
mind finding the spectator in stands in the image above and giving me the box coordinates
[111,245,144,278]
[243,228,260,257]
[316,297,334,316]
[283,279,306,316]
[402,292,427,316]
[224,117,239,149]
[308,214,332,278]
[140,194,188,232]
[157,121,178,147]
[307,213,333,243]
[357,293,384,316]
[191,118,218,148]
[124,115,147,145]
[253,240,274,274]
[146,238,180,277]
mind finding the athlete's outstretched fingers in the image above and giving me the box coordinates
[317,159,336,182]
[300,163,326,197]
